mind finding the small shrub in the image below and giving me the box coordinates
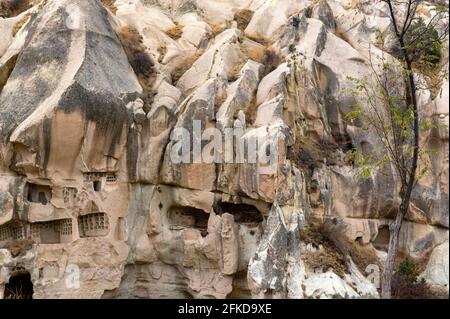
[396,256,421,279]
[391,257,435,299]
[0,0,32,18]
[405,18,442,67]
[403,18,446,98]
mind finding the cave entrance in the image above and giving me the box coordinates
[168,206,209,237]
[4,272,33,299]
[373,225,390,252]
[26,183,52,205]
[215,202,263,224]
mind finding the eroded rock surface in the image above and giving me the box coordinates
[0,0,448,299]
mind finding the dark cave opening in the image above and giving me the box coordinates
[26,183,51,205]
[373,225,390,252]
[93,180,102,192]
[215,202,263,224]
[168,206,209,237]
[4,272,33,299]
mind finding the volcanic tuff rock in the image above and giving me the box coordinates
[0,0,448,298]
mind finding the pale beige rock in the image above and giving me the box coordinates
[176,29,246,95]
[221,213,239,275]
[420,241,449,293]
[245,0,307,42]
[0,0,448,300]
[115,0,175,32]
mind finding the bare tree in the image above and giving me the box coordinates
[347,0,448,299]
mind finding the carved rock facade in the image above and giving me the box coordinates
[0,0,448,298]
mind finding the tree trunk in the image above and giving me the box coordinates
[381,0,420,299]
[381,204,406,299]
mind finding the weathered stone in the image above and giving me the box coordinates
[0,0,447,300]
[420,241,449,294]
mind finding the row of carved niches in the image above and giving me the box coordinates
[0,221,25,243]
[78,213,110,238]
[83,172,118,192]
[26,172,118,208]
[30,219,73,244]
[0,213,111,246]
[167,202,265,237]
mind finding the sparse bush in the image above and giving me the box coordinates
[0,0,32,18]
[405,18,442,67]
[405,18,445,98]
[300,224,348,277]
[391,257,435,299]
[287,137,352,180]
[396,256,421,278]
[118,26,156,106]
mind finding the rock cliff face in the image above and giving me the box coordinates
[0,0,448,299]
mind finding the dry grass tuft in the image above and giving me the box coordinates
[343,0,363,10]
[300,224,348,277]
[320,218,380,274]
[234,9,253,31]
[171,52,201,85]
[343,236,380,273]
[8,238,34,257]
[166,23,184,40]
[12,12,30,36]
[118,26,156,106]
[0,0,33,18]
[208,23,225,36]
[100,0,117,14]
[287,137,352,181]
